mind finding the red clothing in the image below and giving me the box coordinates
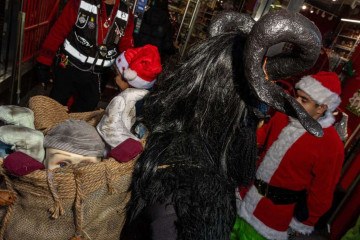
[37,0,134,66]
[237,112,344,239]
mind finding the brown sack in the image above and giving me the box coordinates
[28,95,104,134]
[0,159,134,240]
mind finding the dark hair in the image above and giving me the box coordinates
[138,32,257,185]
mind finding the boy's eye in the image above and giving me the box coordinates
[58,161,69,168]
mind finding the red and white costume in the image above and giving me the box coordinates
[38,0,134,67]
[36,0,135,112]
[236,72,345,240]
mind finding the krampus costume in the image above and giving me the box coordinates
[123,10,323,240]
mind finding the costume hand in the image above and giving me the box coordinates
[36,63,51,90]
[288,228,309,239]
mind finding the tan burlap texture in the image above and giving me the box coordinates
[28,95,105,134]
[0,159,134,240]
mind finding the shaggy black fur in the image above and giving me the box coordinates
[125,33,258,239]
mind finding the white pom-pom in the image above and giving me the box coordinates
[124,68,137,81]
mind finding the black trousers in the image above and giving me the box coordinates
[121,199,177,240]
[50,64,101,112]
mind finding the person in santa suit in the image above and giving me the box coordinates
[96,44,162,150]
[37,0,134,112]
[233,71,345,240]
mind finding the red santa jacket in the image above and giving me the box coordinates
[37,0,134,67]
[237,112,344,240]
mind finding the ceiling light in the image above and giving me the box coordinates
[302,5,307,10]
[310,7,314,13]
[321,11,326,18]
[316,9,320,15]
[328,15,334,20]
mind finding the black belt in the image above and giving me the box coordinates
[254,179,306,205]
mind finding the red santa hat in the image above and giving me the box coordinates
[295,71,341,112]
[115,44,162,89]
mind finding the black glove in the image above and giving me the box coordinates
[36,63,51,90]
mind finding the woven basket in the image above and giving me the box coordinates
[28,96,104,134]
[0,159,134,240]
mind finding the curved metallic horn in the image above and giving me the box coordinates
[244,10,323,137]
[208,11,255,37]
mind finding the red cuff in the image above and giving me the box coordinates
[37,48,57,66]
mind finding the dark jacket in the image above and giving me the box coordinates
[134,7,175,59]
[37,0,134,71]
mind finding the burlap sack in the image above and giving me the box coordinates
[28,95,105,134]
[0,159,134,240]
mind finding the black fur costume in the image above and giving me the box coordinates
[123,10,323,240]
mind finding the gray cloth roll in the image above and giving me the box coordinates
[44,119,105,157]
[0,105,35,129]
[0,125,44,162]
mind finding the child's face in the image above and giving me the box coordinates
[115,74,130,91]
[44,148,101,169]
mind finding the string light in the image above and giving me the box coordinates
[301,3,337,21]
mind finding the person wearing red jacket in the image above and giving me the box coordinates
[37,0,134,112]
[234,71,345,240]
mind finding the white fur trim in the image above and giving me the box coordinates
[115,52,155,89]
[289,218,314,234]
[124,68,137,80]
[318,110,335,128]
[127,76,156,89]
[256,121,306,182]
[238,187,288,240]
[115,52,129,75]
[296,76,341,112]
[235,188,243,210]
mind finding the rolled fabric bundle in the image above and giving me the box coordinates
[108,138,143,163]
[0,125,45,162]
[0,105,35,129]
[3,152,45,176]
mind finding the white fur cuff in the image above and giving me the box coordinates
[289,217,314,235]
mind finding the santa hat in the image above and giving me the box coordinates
[115,44,162,89]
[295,71,341,112]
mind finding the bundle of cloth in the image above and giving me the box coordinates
[0,105,105,174]
[0,44,163,174]
[0,105,45,176]
[0,44,163,240]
